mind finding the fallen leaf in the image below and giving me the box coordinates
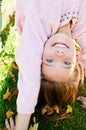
[12,88,18,96]
[9,70,15,78]
[66,105,72,113]
[29,123,38,130]
[6,109,14,118]
[3,88,11,100]
[11,63,18,70]
[3,128,8,130]
[8,88,18,101]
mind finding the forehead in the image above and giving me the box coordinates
[42,63,74,82]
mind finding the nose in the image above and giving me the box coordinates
[56,50,65,56]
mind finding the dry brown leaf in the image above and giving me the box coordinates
[6,109,14,118]
[29,123,38,130]
[3,88,11,100]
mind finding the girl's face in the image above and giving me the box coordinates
[42,33,76,82]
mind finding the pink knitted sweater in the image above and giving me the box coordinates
[15,0,86,114]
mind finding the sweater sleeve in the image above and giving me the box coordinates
[71,0,86,76]
[15,12,47,114]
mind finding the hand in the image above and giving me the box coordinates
[15,113,31,130]
[78,96,86,108]
[5,117,15,130]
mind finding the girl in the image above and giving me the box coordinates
[5,33,85,128]
[5,24,86,130]
[15,0,86,129]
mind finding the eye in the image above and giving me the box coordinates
[64,60,71,65]
[46,58,54,63]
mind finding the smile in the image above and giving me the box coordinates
[52,42,69,48]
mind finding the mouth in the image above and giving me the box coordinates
[52,42,69,48]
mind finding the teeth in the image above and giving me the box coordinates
[54,44,67,48]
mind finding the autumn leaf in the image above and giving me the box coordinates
[66,105,72,113]
[9,70,16,82]
[12,77,16,82]
[6,109,14,119]
[3,128,8,130]
[3,88,11,100]
[29,123,38,130]
[11,63,18,70]
[9,70,15,78]
[8,88,18,101]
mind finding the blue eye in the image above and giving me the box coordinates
[46,59,54,63]
[64,61,71,65]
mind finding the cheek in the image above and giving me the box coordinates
[43,49,53,59]
[68,49,76,61]
[41,63,46,74]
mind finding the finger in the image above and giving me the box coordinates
[78,96,86,102]
[82,105,86,108]
[5,119,10,130]
[82,101,86,106]
[10,117,15,128]
[15,115,17,122]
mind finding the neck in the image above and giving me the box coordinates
[58,23,71,37]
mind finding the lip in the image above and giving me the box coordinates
[52,42,69,48]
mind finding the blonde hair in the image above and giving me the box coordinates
[36,61,84,120]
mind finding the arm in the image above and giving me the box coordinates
[15,113,31,130]
[15,3,47,130]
